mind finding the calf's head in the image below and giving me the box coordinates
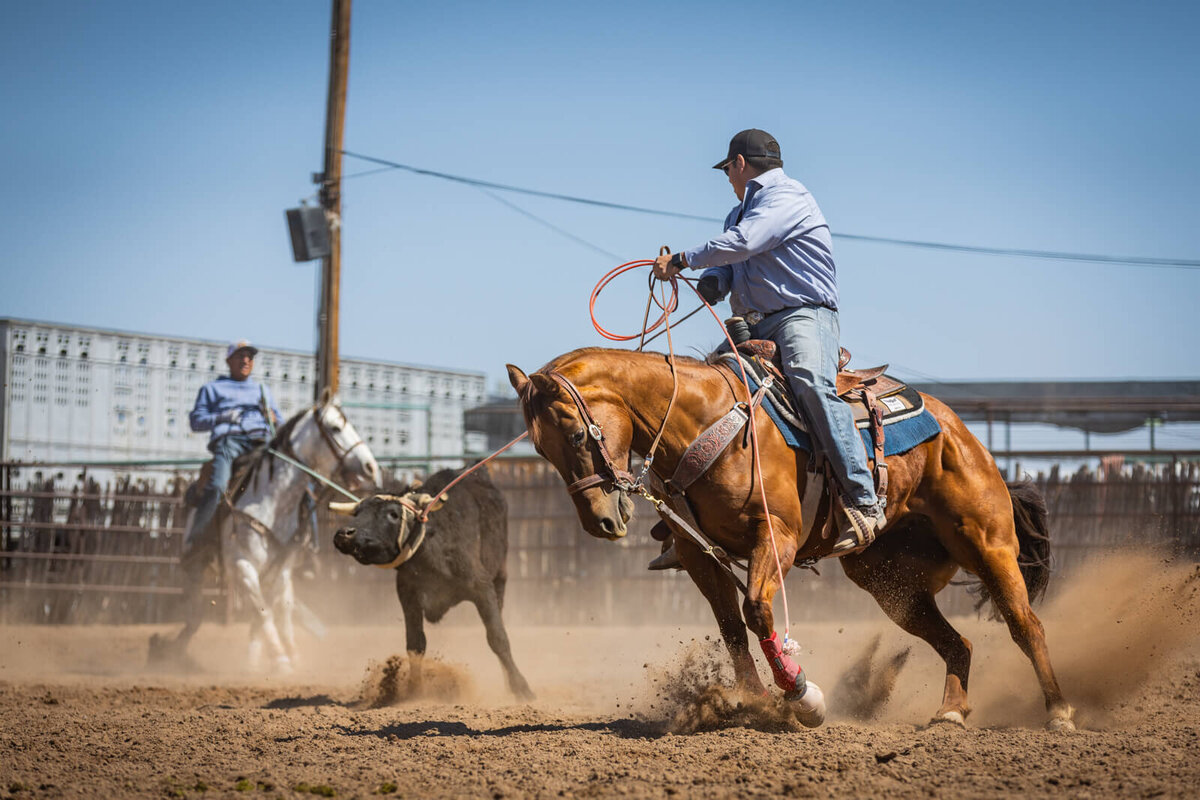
[330,492,446,569]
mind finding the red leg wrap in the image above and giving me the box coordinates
[759,631,805,693]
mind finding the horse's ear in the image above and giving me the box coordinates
[317,386,334,408]
[529,372,564,400]
[506,364,528,394]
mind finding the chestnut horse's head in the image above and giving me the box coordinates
[507,361,635,540]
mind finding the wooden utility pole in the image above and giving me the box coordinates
[316,0,351,401]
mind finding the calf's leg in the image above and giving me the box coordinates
[472,583,534,701]
[395,577,427,656]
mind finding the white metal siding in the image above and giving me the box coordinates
[0,319,487,464]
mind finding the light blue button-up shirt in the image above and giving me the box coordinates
[683,168,838,316]
[189,375,283,444]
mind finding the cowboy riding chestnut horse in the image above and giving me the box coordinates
[507,346,1074,730]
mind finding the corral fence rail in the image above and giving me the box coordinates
[1,457,1197,626]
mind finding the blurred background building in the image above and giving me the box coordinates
[0,317,487,465]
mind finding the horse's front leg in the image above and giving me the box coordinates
[674,532,766,695]
[272,561,298,666]
[741,518,824,725]
[741,517,799,670]
[232,524,291,674]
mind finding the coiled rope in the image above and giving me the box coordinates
[588,256,795,644]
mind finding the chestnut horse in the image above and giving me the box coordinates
[507,347,1075,730]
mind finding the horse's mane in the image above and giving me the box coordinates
[262,404,325,480]
[269,407,310,450]
[539,346,709,376]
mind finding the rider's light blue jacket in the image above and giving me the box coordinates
[189,376,283,445]
[682,168,839,317]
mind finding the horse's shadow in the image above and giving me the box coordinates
[263,694,346,710]
[336,717,664,741]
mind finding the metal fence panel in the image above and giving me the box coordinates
[2,458,1197,626]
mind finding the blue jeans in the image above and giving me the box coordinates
[753,306,878,507]
[185,433,259,551]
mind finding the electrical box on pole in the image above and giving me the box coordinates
[285,206,332,261]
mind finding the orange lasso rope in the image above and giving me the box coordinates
[588,257,794,642]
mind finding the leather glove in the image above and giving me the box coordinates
[697,275,725,304]
[217,408,243,425]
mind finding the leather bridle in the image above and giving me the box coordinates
[545,371,637,495]
[312,403,372,486]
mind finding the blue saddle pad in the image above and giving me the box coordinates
[739,368,941,457]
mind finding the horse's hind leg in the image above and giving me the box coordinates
[840,524,972,724]
[149,541,210,664]
[972,544,1074,729]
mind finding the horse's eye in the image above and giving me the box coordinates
[570,429,587,447]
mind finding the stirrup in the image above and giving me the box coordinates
[830,504,881,557]
[648,541,682,571]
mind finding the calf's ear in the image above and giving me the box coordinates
[506,364,528,393]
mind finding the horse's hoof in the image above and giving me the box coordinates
[1046,704,1076,732]
[785,681,826,728]
[930,711,967,727]
[147,634,179,665]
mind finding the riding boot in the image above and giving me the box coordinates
[831,502,886,557]
[647,541,682,571]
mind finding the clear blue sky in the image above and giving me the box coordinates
[4,0,1199,394]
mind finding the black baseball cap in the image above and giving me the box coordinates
[712,129,782,170]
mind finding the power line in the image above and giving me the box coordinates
[341,150,717,223]
[476,188,626,263]
[341,149,1200,270]
[835,233,1200,269]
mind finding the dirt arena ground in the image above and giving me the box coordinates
[2,554,1199,799]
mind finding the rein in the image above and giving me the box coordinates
[266,404,368,502]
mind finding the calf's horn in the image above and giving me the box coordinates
[328,501,358,514]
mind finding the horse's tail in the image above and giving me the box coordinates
[973,480,1053,616]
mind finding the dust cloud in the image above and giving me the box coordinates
[1,551,1197,734]
[355,654,476,707]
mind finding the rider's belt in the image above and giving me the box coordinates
[744,305,835,328]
